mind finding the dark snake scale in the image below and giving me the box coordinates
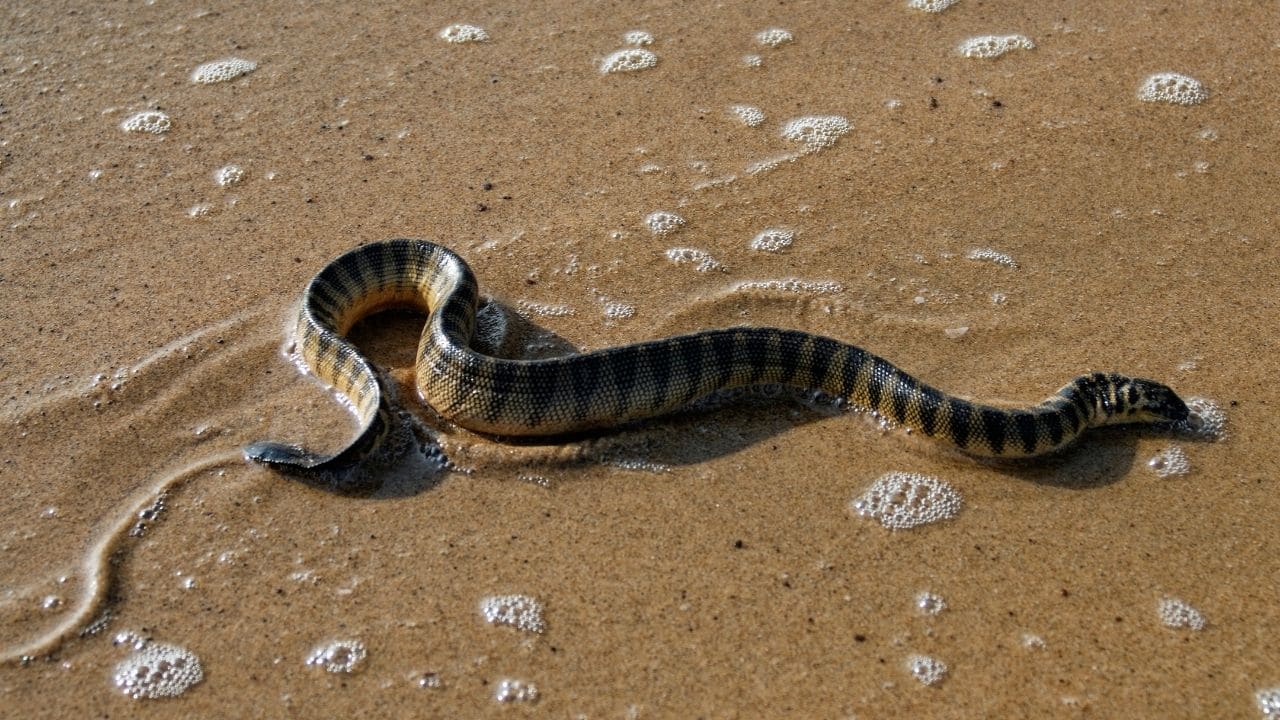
[244,239,1190,478]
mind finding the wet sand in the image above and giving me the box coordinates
[2,0,1278,716]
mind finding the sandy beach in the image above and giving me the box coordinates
[2,1,1278,716]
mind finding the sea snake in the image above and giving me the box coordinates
[245,239,1189,480]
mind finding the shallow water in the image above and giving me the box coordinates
[2,1,1278,716]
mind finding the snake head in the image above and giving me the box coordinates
[1122,378,1190,425]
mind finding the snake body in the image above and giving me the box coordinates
[245,239,1189,479]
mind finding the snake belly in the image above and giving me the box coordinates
[244,239,1189,477]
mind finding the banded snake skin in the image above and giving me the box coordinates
[244,239,1190,480]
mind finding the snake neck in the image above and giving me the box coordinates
[1054,372,1148,427]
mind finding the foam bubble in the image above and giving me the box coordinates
[113,642,203,699]
[665,247,724,273]
[779,115,850,152]
[187,203,213,218]
[1022,633,1046,649]
[756,28,794,48]
[645,210,686,235]
[742,54,763,68]
[733,278,843,295]
[516,473,551,488]
[439,24,489,43]
[190,57,257,84]
[623,30,653,46]
[966,247,1018,268]
[907,654,948,686]
[1138,72,1207,105]
[516,300,575,318]
[730,104,766,127]
[494,678,539,703]
[1147,445,1190,478]
[743,152,805,176]
[915,591,947,615]
[852,471,962,530]
[957,34,1035,58]
[603,301,635,320]
[750,228,794,253]
[121,111,171,134]
[1157,597,1206,631]
[215,164,245,187]
[415,671,444,689]
[306,639,367,673]
[600,48,657,74]
[1258,688,1280,718]
[908,0,960,12]
[479,594,546,633]
[605,458,671,474]
[1180,397,1226,440]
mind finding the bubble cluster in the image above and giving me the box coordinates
[780,115,850,152]
[742,54,763,68]
[623,30,653,46]
[756,28,794,48]
[915,591,947,615]
[1157,597,1206,631]
[1147,445,1190,478]
[306,639,368,673]
[966,247,1019,268]
[907,654,948,686]
[603,301,635,320]
[121,111,172,135]
[1022,633,1046,649]
[957,34,1035,59]
[516,473,551,488]
[416,671,443,689]
[190,57,257,84]
[113,642,203,699]
[480,594,546,633]
[733,278,844,295]
[516,300,575,318]
[130,493,167,537]
[750,228,794,253]
[665,247,724,273]
[730,104,765,127]
[1180,397,1227,440]
[908,0,960,12]
[439,24,489,43]
[1138,72,1208,105]
[494,678,539,703]
[852,471,963,530]
[745,153,803,175]
[600,48,658,74]
[606,458,671,473]
[215,164,245,187]
[1258,688,1280,718]
[645,210,686,235]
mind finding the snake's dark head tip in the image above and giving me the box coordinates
[1130,379,1190,425]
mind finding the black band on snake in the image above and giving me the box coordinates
[244,239,1190,479]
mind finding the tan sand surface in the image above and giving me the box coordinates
[1,1,1278,716]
